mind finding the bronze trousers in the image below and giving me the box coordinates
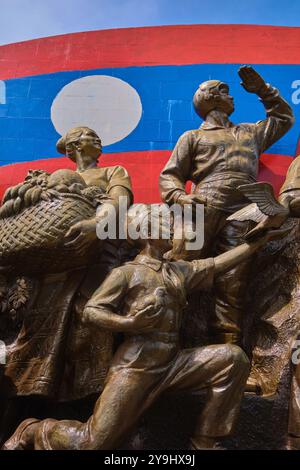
[30,344,249,450]
[186,205,253,341]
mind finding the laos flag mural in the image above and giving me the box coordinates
[0,24,300,203]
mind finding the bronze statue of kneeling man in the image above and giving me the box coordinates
[2,205,284,450]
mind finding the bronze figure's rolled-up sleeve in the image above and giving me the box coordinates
[159,131,194,205]
[85,268,128,315]
[106,165,133,203]
[175,257,215,292]
[254,84,294,154]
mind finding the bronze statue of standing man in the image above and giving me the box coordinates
[159,66,294,344]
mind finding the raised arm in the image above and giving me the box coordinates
[213,227,289,275]
[238,66,294,153]
[214,239,265,275]
[176,230,284,293]
[175,238,265,293]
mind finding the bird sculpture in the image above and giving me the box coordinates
[227,182,300,240]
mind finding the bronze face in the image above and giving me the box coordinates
[72,128,102,161]
[56,126,102,165]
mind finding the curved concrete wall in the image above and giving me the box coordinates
[0,25,300,202]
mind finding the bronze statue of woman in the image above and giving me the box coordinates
[0,127,133,445]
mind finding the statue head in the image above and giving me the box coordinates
[56,127,102,165]
[193,80,234,119]
[126,203,173,251]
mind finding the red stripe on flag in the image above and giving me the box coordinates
[1,25,300,80]
[259,153,293,195]
[0,151,293,203]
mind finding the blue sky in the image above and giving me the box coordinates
[0,0,299,45]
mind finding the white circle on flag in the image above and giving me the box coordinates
[51,75,142,146]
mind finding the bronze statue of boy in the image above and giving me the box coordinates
[3,205,283,450]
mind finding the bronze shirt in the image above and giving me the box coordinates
[85,254,215,371]
[78,164,133,202]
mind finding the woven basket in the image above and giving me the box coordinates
[0,193,99,274]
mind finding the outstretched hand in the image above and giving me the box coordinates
[238,66,266,94]
[254,224,292,245]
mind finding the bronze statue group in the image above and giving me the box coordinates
[1,66,300,450]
